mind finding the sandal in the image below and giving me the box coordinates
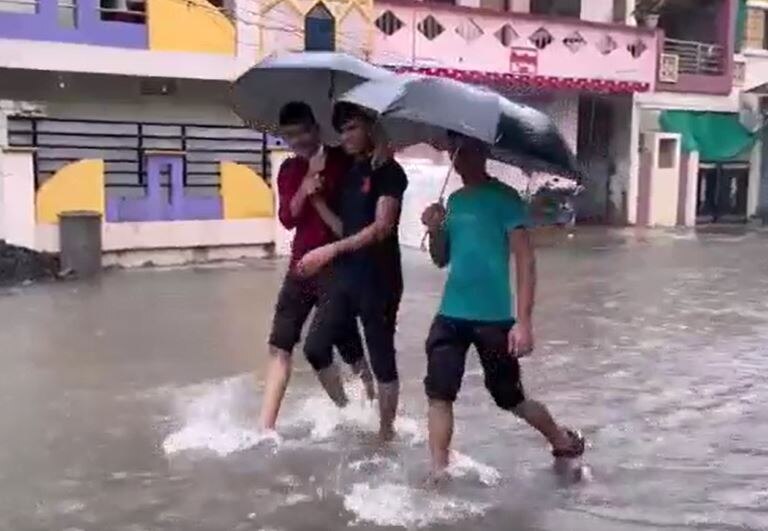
[552,429,585,459]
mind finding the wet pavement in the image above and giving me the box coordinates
[1,228,767,531]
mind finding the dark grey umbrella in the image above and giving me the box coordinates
[232,52,392,138]
[338,74,579,178]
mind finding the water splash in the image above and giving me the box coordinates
[348,455,401,473]
[448,452,502,486]
[343,482,489,528]
[283,380,425,445]
[161,376,280,457]
[161,376,424,457]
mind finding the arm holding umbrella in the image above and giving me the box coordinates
[421,202,449,268]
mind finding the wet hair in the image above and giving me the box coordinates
[278,101,317,127]
[332,102,374,132]
[448,130,488,154]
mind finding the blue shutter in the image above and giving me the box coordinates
[305,3,335,51]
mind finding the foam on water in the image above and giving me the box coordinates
[343,482,489,528]
[284,380,425,445]
[348,455,401,473]
[448,452,502,486]
[162,376,424,457]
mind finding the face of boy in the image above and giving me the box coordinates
[339,118,373,156]
[281,122,320,159]
[451,136,487,178]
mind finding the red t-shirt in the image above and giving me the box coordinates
[277,146,351,265]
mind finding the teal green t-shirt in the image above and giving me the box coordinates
[438,179,530,322]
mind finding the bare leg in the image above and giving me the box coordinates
[259,348,292,430]
[317,363,349,408]
[377,381,399,441]
[350,357,376,401]
[513,399,572,450]
[428,398,454,475]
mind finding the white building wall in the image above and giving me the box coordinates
[0,39,248,81]
[0,73,239,125]
[0,149,36,248]
[580,0,615,23]
[629,90,742,225]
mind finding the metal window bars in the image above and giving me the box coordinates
[663,38,725,76]
[7,117,271,194]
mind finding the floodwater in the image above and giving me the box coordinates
[1,228,767,531]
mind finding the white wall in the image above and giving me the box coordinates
[0,149,36,248]
[647,133,681,226]
[629,91,741,224]
[0,38,248,81]
[0,72,239,125]
[35,219,273,253]
[581,0,615,23]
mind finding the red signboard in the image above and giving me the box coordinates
[510,47,538,75]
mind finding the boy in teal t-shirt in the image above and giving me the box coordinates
[421,134,584,478]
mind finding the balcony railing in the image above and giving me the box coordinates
[663,38,725,76]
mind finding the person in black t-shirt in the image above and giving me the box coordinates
[296,103,407,442]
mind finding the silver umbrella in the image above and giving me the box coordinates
[232,51,392,137]
[338,74,579,178]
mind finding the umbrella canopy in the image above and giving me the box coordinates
[338,74,579,178]
[232,52,392,139]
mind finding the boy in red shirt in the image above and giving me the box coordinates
[259,102,373,431]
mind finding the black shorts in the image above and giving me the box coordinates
[268,272,363,366]
[424,315,525,410]
[304,279,402,383]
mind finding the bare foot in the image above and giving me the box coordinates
[423,469,451,488]
[378,425,396,444]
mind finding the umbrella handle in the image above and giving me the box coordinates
[420,147,458,251]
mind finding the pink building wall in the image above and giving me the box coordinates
[371,0,658,89]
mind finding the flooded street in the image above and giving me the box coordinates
[1,228,767,531]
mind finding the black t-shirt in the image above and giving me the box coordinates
[336,157,408,289]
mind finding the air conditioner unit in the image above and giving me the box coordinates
[659,53,679,83]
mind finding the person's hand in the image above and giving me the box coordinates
[299,174,322,197]
[308,146,326,176]
[508,321,534,358]
[421,203,446,232]
[295,243,338,277]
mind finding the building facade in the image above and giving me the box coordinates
[0,0,755,266]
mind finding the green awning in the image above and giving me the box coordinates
[659,110,755,162]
